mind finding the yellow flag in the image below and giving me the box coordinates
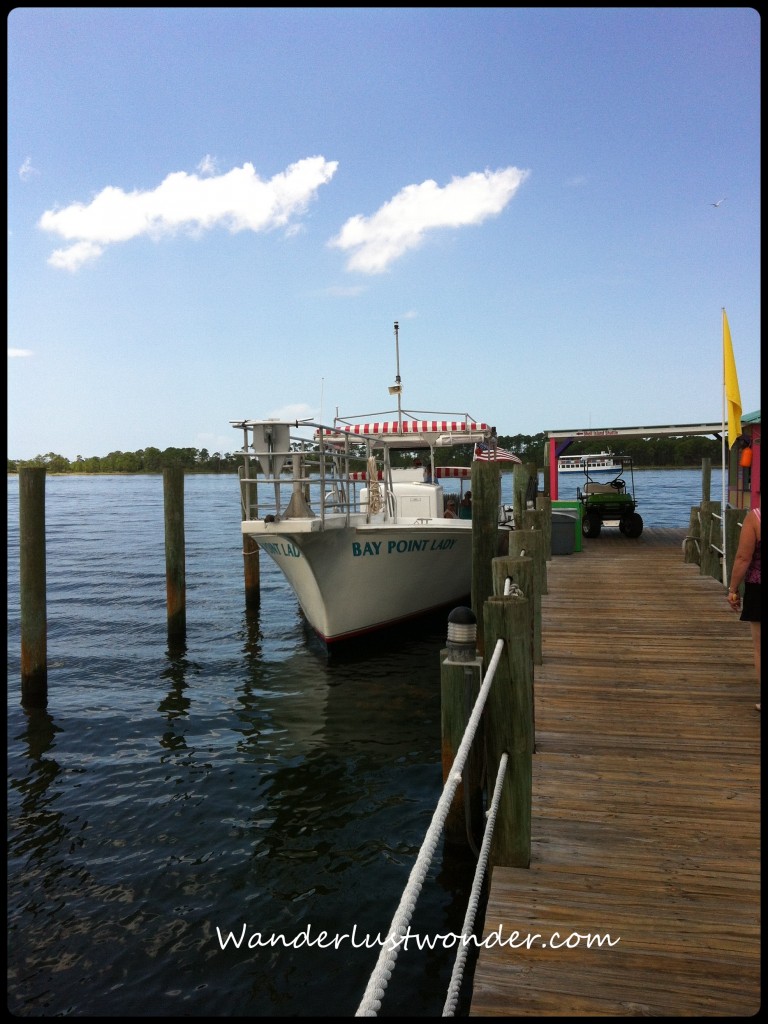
[723,309,742,449]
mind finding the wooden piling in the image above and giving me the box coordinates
[683,506,701,564]
[471,460,501,658]
[508,527,547,596]
[492,554,540,667]
[701,457,712,502]
[512,463,535,529]
[440,647,485,849]
[163,467,186,638]
[242,535,260,608]
[238,466,260,606]
[522,507,549,567]
[19,467,48,705]
[535,495,552,559]
[483,594,533,868]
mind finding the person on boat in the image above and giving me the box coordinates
[458,491,472,520]
[726,506,761,710]
[444,499,458,519]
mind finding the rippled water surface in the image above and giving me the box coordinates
[7,468,720,1016]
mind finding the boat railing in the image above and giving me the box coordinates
[233,418,390,527]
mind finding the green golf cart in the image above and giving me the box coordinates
[577,456,643,539]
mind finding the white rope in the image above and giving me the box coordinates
[442,752,509,1016]
[503,576,523,599]
[355,638,506,1017]
[367,456,384,514]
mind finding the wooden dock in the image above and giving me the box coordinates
[469,527,761,1017]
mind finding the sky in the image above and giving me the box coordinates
[7,7,761,461]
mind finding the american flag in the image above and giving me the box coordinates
[473,441,522,464]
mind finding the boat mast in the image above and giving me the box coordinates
[392,320,402,431]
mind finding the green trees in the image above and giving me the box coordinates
[6,433,722,475]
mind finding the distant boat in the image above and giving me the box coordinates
[558,451,622,475]
[231,322,519,643]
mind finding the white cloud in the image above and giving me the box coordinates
[8,348,34,357]
[19,157,38,181]
[48,240,105,272]
[39,157,339,269]
[328,166,530,274]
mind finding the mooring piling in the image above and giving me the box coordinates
[163,467,186,639]
[19,466,48,706]
[440,607,484,849]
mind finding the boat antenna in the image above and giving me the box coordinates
[388,320,403,430]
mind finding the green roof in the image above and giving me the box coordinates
[742,409,761,425]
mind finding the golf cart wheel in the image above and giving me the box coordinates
[582,513,602,538]
[622,513,643,538]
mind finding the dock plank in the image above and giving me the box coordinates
[469,528,760,1017]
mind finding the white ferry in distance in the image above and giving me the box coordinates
[558,450,622,475]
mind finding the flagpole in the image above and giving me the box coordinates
[721,370,727,587]
[720,309,727,585]
[721,307,743,586]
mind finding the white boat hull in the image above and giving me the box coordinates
[244,517,472,642]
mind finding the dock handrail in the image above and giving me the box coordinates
[355,638,507,1017]
[441,752,509,1016]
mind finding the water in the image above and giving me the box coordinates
[7,468,719,1017]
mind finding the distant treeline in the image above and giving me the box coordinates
[8,432,722,475]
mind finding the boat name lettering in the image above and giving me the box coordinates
[262,541,301,558]
[352,541,382,557]
[351,538,457,557]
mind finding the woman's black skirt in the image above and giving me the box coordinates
[740,582,761,622]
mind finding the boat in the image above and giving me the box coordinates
[231,323,518,643]
[558,450,622,474]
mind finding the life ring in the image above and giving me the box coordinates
[740,446,753,468]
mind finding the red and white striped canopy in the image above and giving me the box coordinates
[318,420,488,438]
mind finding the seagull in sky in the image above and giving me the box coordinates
[710,197,726,207]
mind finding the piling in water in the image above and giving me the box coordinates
[239,466,260,607]
[19,467,48,706]
[163,467,186,639]
[440,608,484,850]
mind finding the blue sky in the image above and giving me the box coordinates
[8,7,760,461]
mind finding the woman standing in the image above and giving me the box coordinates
[727,507,761,710]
